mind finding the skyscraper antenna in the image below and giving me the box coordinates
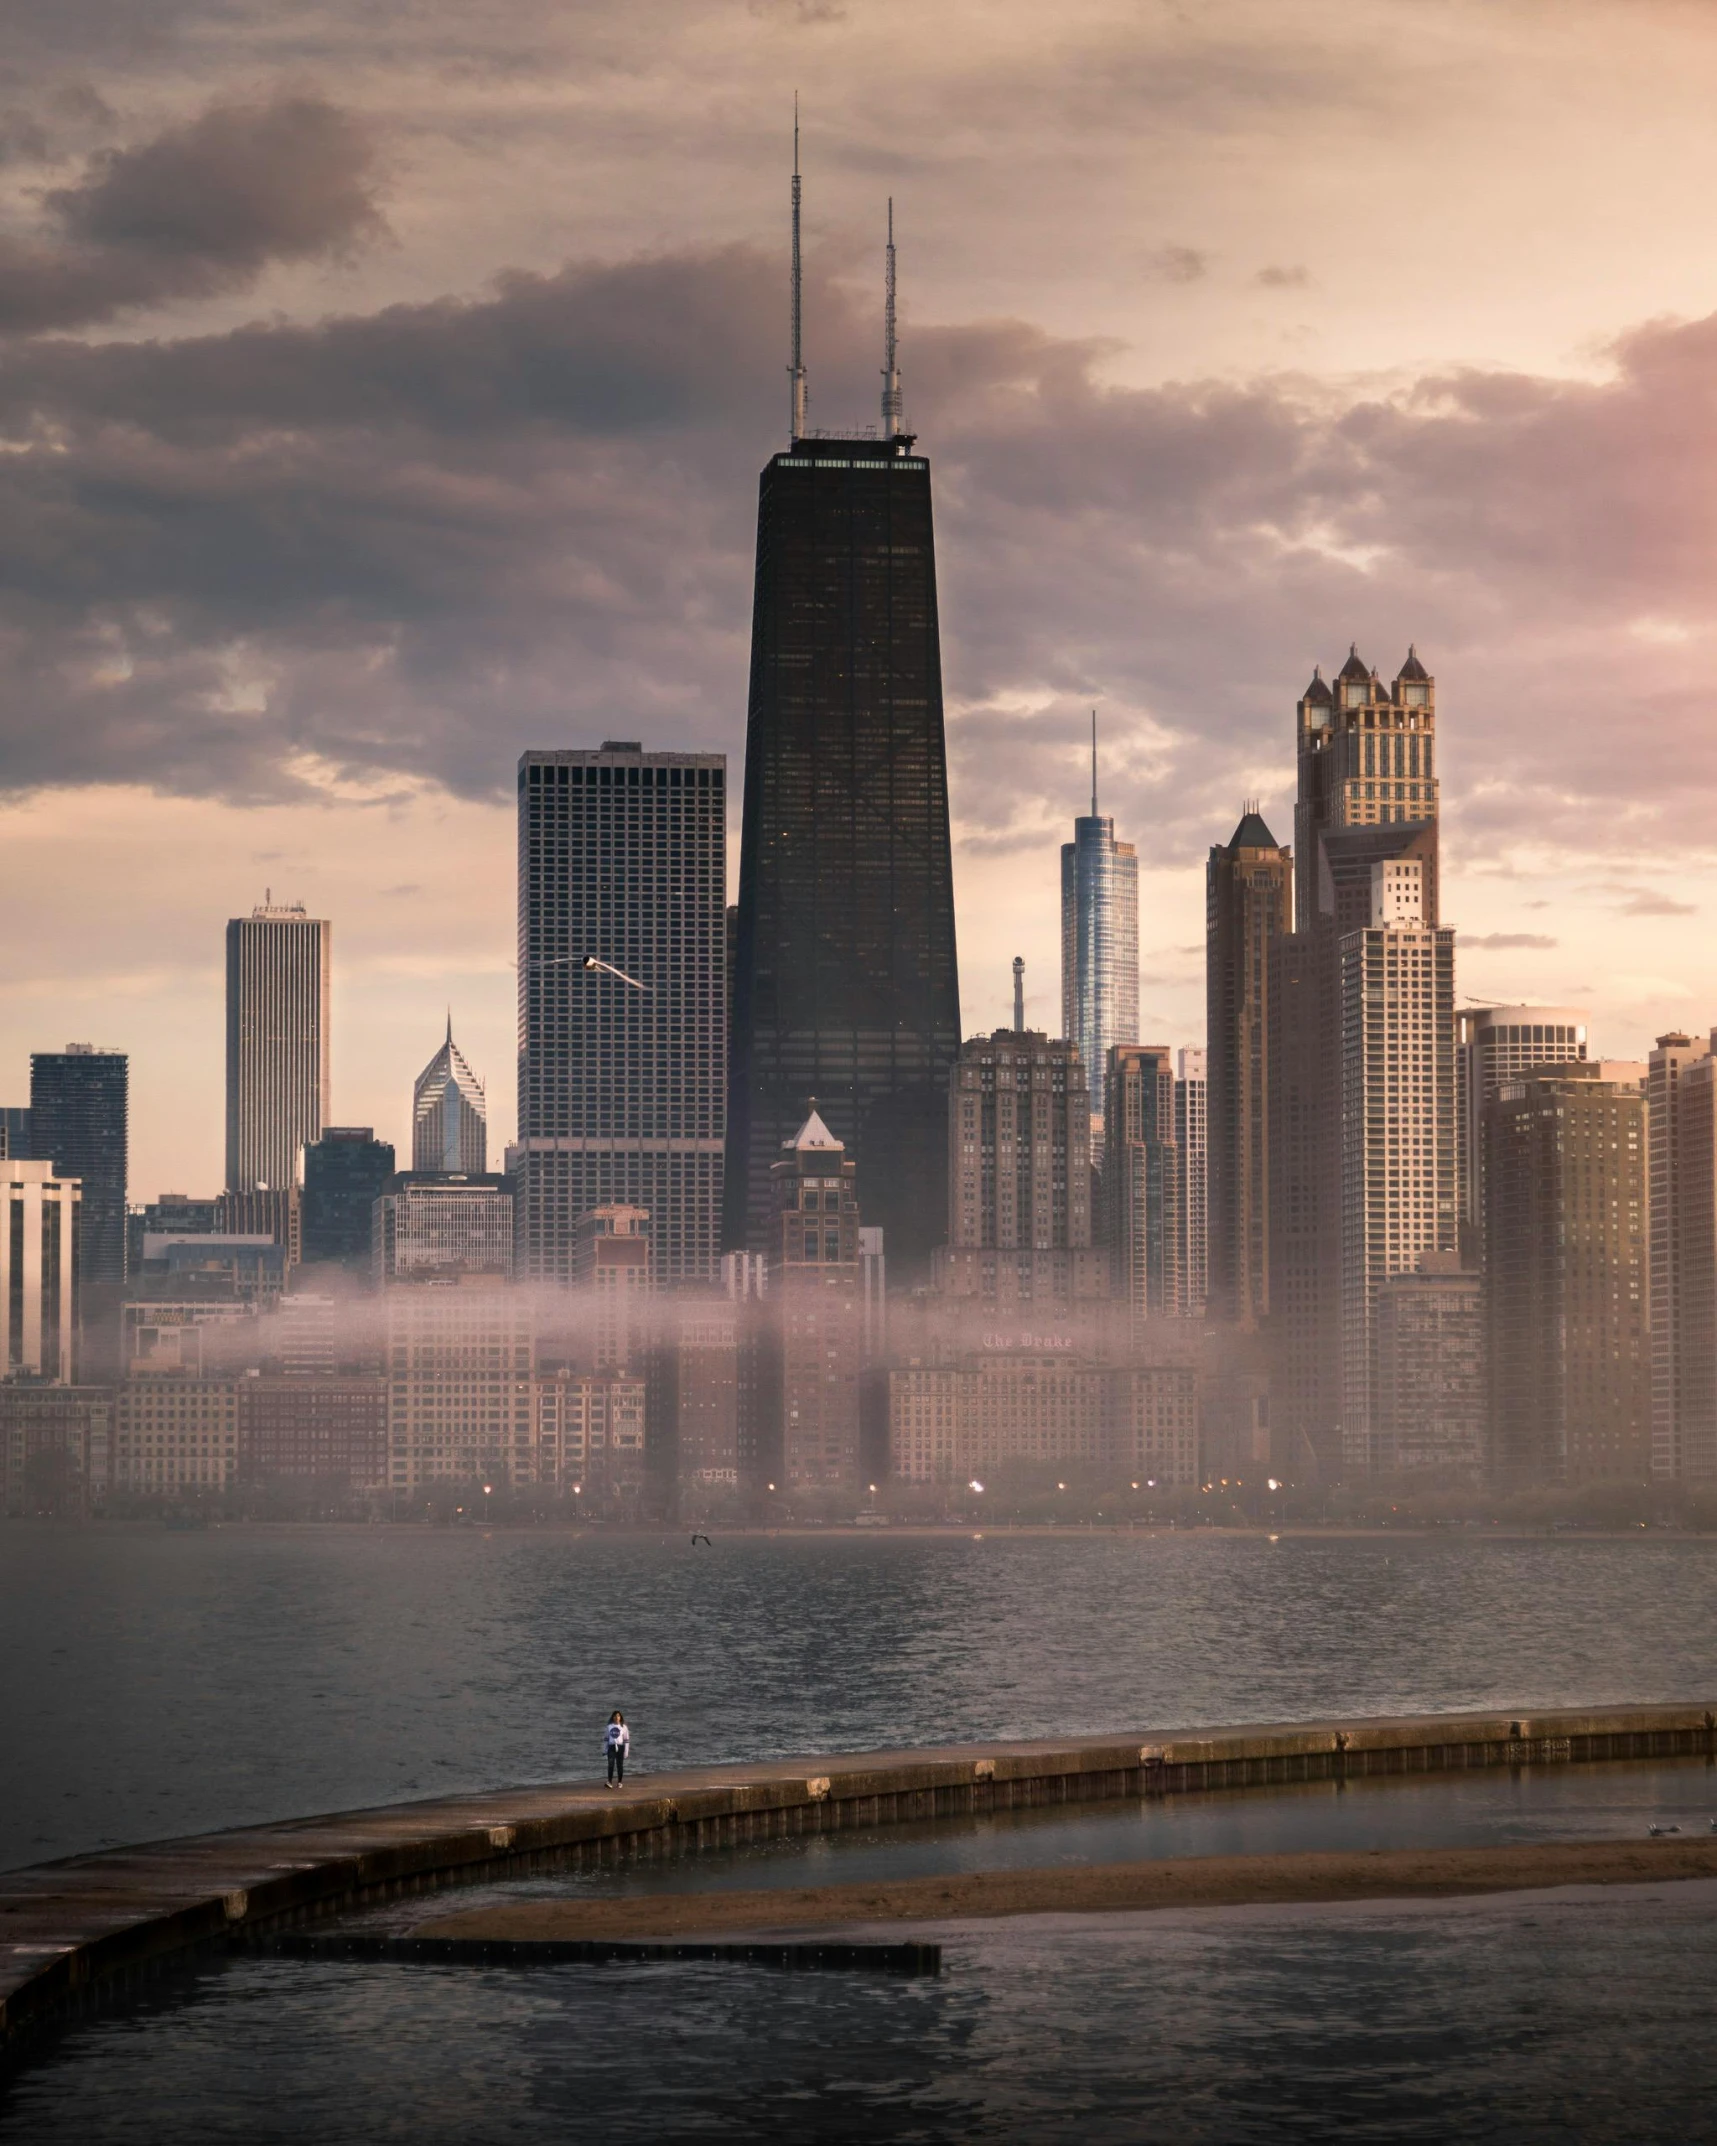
[882,197,902,439]
[1012,955,1025,1034]
[789,99,807,444]
[1091,709,1099,818]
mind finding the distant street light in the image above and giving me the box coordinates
[969,1480,984,1493]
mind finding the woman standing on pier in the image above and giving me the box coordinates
[604,1711,629,1786]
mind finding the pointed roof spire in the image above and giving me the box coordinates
[1227,803,1280,852]
[1303,664,1332,704]
[1091,707,1099,818]
[1337,644,1370,683]
[789,97,807,444]
[881,197,902,439]
[787,1103,842,1151]
[1396,643,1430,682]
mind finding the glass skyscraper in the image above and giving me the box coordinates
[517,743,726,1287]
[29,1046,127,1289]
[1061,743,1138,1162]
[725,435,960,1279]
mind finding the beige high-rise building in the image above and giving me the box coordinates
[572,1204,652,1371]
[374,1174,513,1286]
[1373,1253,1483,1476]
[1,1160,80,1382]
[1174,1048,1208,1319]
[1337,858,1458,1474]
[1268,646,1445,1481]
[225,901,331,1194]
[937,1029,1102,1304]
[1487,1062,1649,1486]
[1648,1031,1717,1481]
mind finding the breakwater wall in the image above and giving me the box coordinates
[4,1701,1713,2051]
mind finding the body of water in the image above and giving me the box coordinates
[5,1524,1716,1870]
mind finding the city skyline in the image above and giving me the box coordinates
[8,3,1717,1192]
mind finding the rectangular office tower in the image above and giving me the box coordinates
[517,745,726,1287]
[225,902,331,1193]
[30,1045,127,1289]
[725,438,960,1281]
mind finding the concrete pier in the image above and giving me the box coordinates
[3,1701,1713,2051]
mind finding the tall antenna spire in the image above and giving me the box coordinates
[789,98,807,444]
[1091,708,1099,818]
[881,197,902,439]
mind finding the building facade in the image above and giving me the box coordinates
[374,1173,513,1286]
[937,1029,1101,1304]
[1103,1044,1183,1320]
[1205,811,1289,1328]
[572,1203,652,1371]
[384,1278,535,1493]
[301,1128,396,1271]
[1174,1047,1208,1320]
[1061,747,1139,1163]
[1,1161,80,1382]
[764,1109,864,1492]
[725,437,960,1280]
[1486,1063,1649,1486]
[238,1375,387,1490]
[1337,859,1458,1473]
[517,745,726,1288]
[112,1378,240,1497]
[413,1020,487,1174]
[29,1045,127,1291]
[888,1352,1197,1487]
[1268,648,1445,1481]
[225,901,331,1194]
[1456,1006,1589,1261]
[1372,1253,1483,1475]
[1,1384,111,1517]
[1648,1032,1717,1482]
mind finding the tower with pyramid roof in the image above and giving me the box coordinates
[412,1017,487,1175]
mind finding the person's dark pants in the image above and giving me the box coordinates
[607,1748,625,1785]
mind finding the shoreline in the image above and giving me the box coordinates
[5,1518,1713,1542]
[419,1837,1717,1942]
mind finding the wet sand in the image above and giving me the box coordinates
[420,1836,1717,1941]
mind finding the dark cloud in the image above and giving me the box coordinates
[1463,933,1558,950]
[1255,263,1309,288]
[1146,245,1208,284]
[6,233,1717,868]
[0,93,384,333]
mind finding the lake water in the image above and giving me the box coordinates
[4,1524,1716,1870]
[6,1525,1717,2141]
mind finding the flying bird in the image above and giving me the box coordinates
[583,955,648,990]
[690,1533,712,1547]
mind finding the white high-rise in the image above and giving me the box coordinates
[1338,859,1457,1473]
[225,901,331,1193]
[1,1161,80,1382]
[1456,1005,1588,1256]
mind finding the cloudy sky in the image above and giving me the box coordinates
[5,0,1717,1194]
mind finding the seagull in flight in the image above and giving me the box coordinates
[519,952,649,990]
[690,1533,712,1547]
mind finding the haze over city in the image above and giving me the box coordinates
[5,0,1717,1192]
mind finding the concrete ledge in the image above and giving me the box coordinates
[3,1701,1714,2051]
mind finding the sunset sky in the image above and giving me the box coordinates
[6,0,1717,1195]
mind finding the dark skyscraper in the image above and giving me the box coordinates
[517,744,727,1288]
[725,172,960,1278]
[30,1046,127,1289]
[302,1127,396,1272]
[1205,808,1290,1329]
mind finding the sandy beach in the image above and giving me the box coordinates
[419,1836,1717,1942]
